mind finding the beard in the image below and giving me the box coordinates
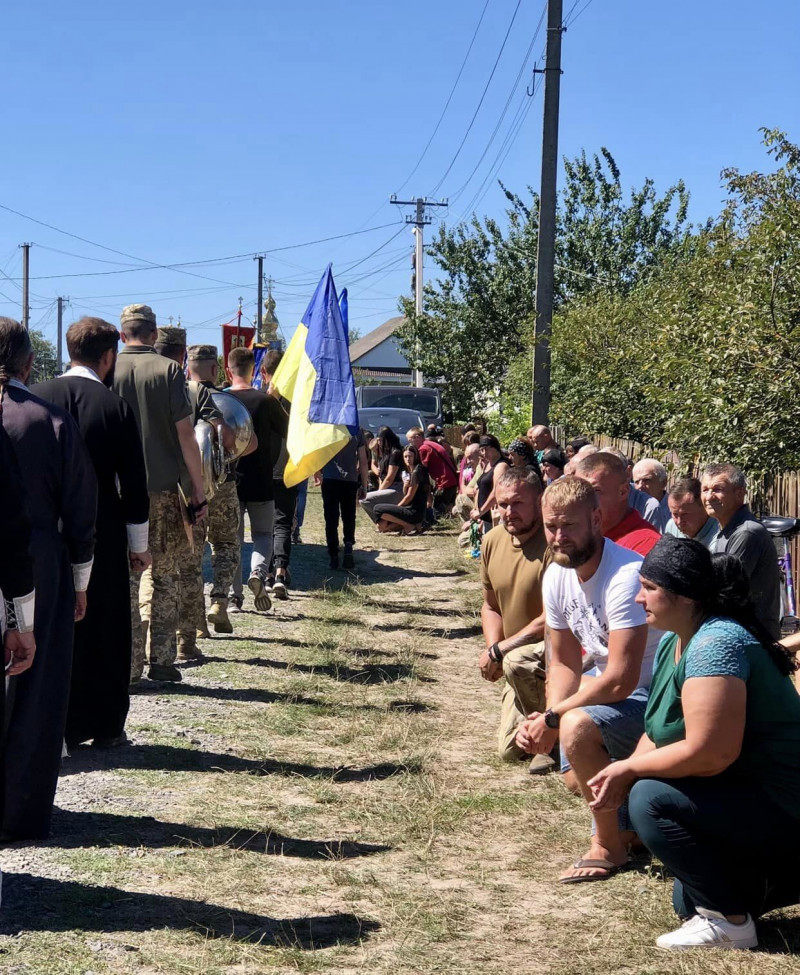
[551,533,599,569]
[102,357,117,387]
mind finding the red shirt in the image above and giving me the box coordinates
[418,439,459,490]
[606,507,660,556]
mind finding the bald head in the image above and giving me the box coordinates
[575,452,630,533]
[527,425,556,451]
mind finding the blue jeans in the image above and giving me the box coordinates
[629,775,800,918]
[294,479,308,531]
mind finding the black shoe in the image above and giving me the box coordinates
[92,733,131,749]
[272,576,289,600]
[342,549,355,569]
[148,664,183,683]
[292,531,303,544]
[329,555,339,570]
[229,594,244,611]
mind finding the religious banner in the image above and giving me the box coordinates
[221,323,255,365]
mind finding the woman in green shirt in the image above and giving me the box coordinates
[587,536,800,952]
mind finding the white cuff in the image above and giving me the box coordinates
[10,590,35,633]
[72,559,94,592]
[127,521,149,553]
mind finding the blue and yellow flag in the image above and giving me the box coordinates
[271,265,358,487]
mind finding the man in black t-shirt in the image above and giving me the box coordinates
[226,347,287,613]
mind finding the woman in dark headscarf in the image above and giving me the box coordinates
[506,436,543,483]
[588,536,800,952]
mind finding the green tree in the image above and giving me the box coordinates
[29,330,60,384]
[397,150,691,422]
[550,130,800,476]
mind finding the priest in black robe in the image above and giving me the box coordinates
[0,317,97,841]
[34,316,150,750]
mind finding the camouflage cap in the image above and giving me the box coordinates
[156,326,187,346]
[120,303,156,327]
[187,343,218,361]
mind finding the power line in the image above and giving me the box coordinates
[429,0,524,196]
[446,4,547,207]
[394,0,493,195]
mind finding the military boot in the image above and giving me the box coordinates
[207,599,233,634]
[177,635,205,663]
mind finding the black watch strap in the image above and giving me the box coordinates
[487,642,503,663]
[543,708,560,729]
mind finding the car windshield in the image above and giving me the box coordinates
[359,410,420,436]
[361,389,439,414]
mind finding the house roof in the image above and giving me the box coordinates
[349,316,405,362]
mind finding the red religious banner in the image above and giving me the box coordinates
[221,323,255,364]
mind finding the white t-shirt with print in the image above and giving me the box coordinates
[543,538,660,689]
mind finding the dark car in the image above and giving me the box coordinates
[358,407,425,446]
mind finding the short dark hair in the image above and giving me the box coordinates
[702,463,746,491]
[262,349,283,376]
[670,476,702,502]
[569,436,592,453]
[463,431,480,446]
[67,317,120,365]
[121,318,157,341]
[0,317,32,384]
[228,346,254,376]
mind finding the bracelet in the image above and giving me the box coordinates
[487,642,503,664]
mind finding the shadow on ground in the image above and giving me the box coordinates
[44,808,390,859]
[0,873,380,946]
[234,657,435,684]
[61,743,422,783]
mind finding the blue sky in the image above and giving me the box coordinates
[1,0,797,352]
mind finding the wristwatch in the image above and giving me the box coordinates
[487,642,503,664]
[543,708,560,729]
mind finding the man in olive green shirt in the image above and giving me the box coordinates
[478,467,553,772]
[113,307,206,683]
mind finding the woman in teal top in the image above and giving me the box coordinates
[587,536,800,952]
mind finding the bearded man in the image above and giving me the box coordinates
[477,468,554,773]
[515,476,662,884]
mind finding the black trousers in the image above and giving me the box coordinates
[270,479,298,574]
[321,480,359,556]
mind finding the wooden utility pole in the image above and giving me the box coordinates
[20,242,31,329]
[57,296,66,373]
[255,255,264,342]
[531,0,564,425]
[389,195,447,387]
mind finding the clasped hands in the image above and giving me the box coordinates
[515,712,558,756]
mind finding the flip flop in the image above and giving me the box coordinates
[558,857,629,884]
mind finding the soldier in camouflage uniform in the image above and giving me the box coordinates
[114,310,207,683]
[184,344,241,639]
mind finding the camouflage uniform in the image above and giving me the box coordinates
[207,479,240,599]
[130,489,190,680]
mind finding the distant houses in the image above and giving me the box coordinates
[349,316,411,385]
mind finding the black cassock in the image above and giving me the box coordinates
[33,373,149,747]
[1,383,96,840]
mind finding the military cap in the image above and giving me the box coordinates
[120,303,156,326]
[156,326,187,346]
[187,343,218,361]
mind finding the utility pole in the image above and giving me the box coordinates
[531,0,564,425]
[57,296,67,373]
[390,195,447,387]
[20,243,31,330]
[255,255,264,342]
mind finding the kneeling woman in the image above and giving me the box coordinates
[373,445,429,535]
[588,536,800,952]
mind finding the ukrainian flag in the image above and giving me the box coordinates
[271,265,359,487]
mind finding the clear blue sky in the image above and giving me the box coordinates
[1,0,797,352]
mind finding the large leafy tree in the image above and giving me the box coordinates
[29,330,61,384]
[397,150,690,421]
[551,130,800,475]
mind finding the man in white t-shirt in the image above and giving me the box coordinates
[515,475,661,884]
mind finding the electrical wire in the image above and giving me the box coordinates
[429,0,524,196]
[394,0,493,195]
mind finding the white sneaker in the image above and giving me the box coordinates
[656,909,758,950]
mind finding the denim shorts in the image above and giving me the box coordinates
[560,685,649,773]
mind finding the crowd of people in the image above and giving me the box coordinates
[1,313,799,952]
[476,424,800,951]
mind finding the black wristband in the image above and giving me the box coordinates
[488,642,503,663]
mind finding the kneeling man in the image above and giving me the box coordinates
[478,468,554,772]
[516,476,660,882]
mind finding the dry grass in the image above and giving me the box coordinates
[1,489,798,973]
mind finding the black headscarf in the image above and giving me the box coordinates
[640,536,714,602]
